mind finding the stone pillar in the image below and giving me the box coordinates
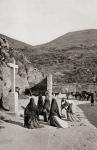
[10,67,15,93]
[7,58,18,115]
[47,74,52,103]
[8,92,18,114]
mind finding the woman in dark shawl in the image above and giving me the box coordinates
[24,98,41,129]
[37,94,44,117]
[42,97,50,122]
[48,98,68,128]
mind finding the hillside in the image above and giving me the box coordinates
[26,29,97,84]
[0,34,33,50]
[1,29,97,86]
[34,29,97,50]
[0,36,43,104]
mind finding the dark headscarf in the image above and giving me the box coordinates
[48,98,61,119]
[43,97,50,113]
[24,98,37,117]
[37,95,44,114]
[37,95,44,108]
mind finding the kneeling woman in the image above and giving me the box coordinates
[48,98,68,128]
[24,98,42,129]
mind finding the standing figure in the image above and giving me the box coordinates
[61,98,69,115]
[37,94,44,118]
[94,91,97,101]
[90,93,94,106]
[24,98,42,129]
[48,98,68,128]
[42,97,50,122]
[66,103,74,121]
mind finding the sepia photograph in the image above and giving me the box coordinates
[0,0,97,150]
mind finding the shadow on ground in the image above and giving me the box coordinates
[0,120,5,129]
[78,102,97,128]
[39,120,51,126]
[0,126,5,129]
[4,119,24,128]
[3,118,48,129]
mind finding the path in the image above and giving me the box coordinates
[0,99,96,130]
[0,100,97,150]
[71,100,97,130]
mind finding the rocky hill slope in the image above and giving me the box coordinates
[0,36,43,102]
[1,29,97,87]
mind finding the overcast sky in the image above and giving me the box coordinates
[0,0,97,45]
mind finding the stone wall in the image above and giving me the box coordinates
[53,83,97,93]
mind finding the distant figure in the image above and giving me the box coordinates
[86,92,91,101]
[61,98,69,115]
[48,98,68,128]
[90,93,94,106]
[66,92,69,99]
[37,94,44,117]
[42,97,50,122]
[24,98,42,129]
[66,103,74,121]
[29,89,32,96]
[94,91,97,101]
[52,92,55,98]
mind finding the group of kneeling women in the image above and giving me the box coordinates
[24,95,74,129]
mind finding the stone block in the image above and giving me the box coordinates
[8,92,18,114]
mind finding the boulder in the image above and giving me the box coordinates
[27,67,43,86]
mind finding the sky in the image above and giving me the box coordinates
[0,0,97,45]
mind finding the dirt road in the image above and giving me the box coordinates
[0,100,97,150]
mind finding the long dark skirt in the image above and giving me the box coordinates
[24,114,42,129]
[38,108,49,122]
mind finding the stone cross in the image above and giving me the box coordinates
[47,74,52,103]
[7,58,18,114]
[8,58,18,92]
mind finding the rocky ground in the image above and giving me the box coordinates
[0,99,97,150]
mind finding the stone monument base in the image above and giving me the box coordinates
[8,92,18,114]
